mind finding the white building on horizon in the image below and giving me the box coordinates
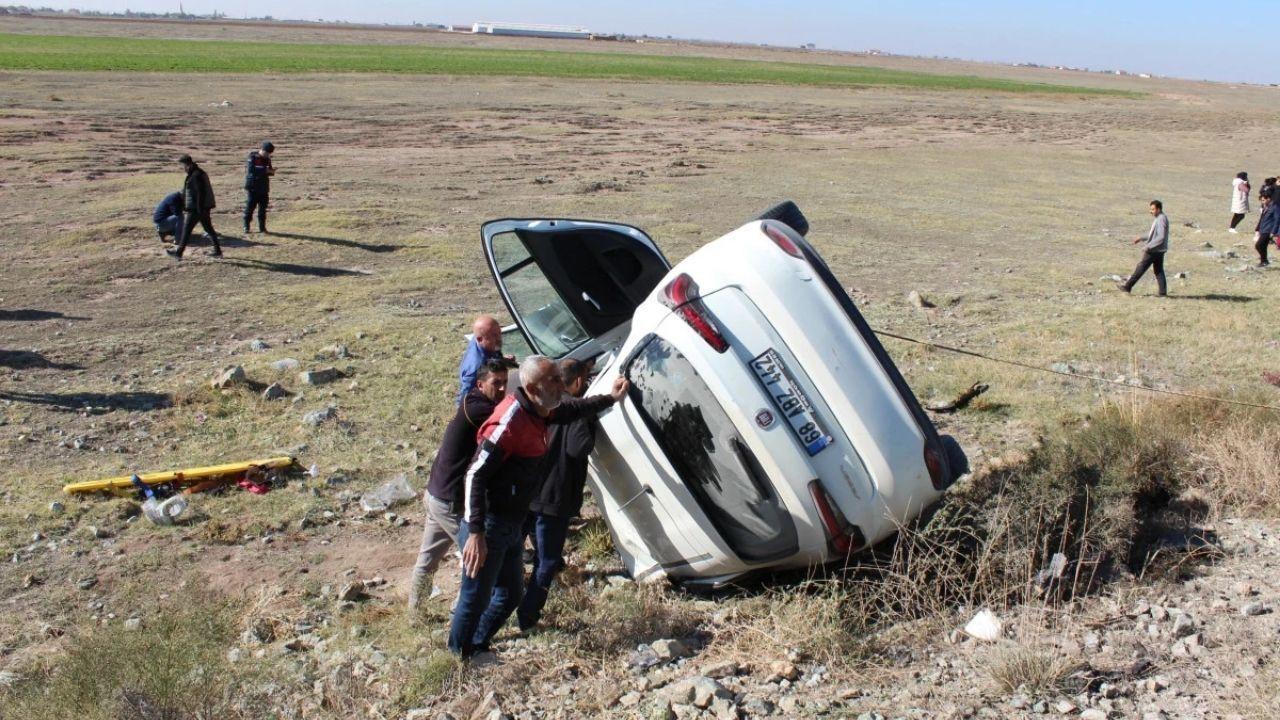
[472,21,593,40]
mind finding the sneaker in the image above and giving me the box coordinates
[1115,282,1130,293]
[209,249,222,257]
[165,248,182,260]
[1229,228,1239,233]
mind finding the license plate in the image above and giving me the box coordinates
[750,349,832,456]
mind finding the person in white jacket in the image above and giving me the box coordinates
[1230,171,1250,233]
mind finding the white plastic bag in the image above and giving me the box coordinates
[359,474,416,513]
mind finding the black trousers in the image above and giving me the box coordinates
[176,209,220,256]
[244,190,269,231]
[1231,212,1246,229]
[1257,233,1272,265]
[1123,250,1166,295]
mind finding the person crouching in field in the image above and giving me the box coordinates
[152,191,183,243]
[1255,193,1278,267]
[1230,171,1251,233]
[1119,200,1169,296]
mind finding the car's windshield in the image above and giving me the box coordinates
[627,335,798,562]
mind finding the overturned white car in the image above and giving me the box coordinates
[482,202,965,588]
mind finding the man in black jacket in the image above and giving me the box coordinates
[406,359,509,611]
[243,141,274,234]
[516,358,602,631]
[168,154,222,259]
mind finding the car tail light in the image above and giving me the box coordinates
[808,480,866,556]
[764,223,804,259]
[924,440,947,490]
[660,273,729,353]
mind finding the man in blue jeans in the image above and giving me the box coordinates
[517,358,604,632]
[152,191,184,242]
[448,355,626,658]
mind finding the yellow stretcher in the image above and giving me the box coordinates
[62,456,296,495]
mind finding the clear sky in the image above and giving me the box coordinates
[35,0,1280,84]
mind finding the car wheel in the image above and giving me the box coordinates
[755,200,809,237]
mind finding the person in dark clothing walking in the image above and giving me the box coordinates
[407,359,510,611]
[1256,193,1279,266]
[152,191,184,242]
[448,355,627,658]
[168,154,221,259]
[516,358,608,632]
[1119,199,1169,296]
[243,141,274,234]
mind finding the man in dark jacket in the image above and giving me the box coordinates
[516,358,603,631]
[448,355,626,658]
[407,358,509,611]
[243,141,274,234]
[152,191,184,242]
[1256,193,1279,266]
[168,154,221,260]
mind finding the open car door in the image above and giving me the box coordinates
[482,218,671,360]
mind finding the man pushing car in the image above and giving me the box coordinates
[447,355,627,659]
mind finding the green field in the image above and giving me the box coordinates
[0,32,1126,93]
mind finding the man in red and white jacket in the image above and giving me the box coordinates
[448,355,627,658]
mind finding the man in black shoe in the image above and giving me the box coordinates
[1119,199,1169,296]
[1256,193,1279,267]
[407,358,510,611]
[169,154,222,259]
[243,141,274,234]
[152,191,183,243]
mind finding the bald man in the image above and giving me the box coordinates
[457,315,504,404]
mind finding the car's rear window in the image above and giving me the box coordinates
[627,335,798,562]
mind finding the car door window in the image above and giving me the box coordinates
[490,230,590,357]
[626,335,798,563]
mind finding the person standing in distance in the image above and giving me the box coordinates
[244,141,275,234]
[1230,171,1250,233]
[1119,200,1169,297]
[1255,193,1279,267]
[168,154,221,260]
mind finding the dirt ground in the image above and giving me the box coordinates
[1,15,1280,718]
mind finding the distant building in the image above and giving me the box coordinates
[472,21,592,40]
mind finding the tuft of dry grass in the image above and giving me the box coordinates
[547,580,701,658]
[709,580,870,669]
[983,642,1083,695]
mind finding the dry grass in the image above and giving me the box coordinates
[0,590,238,720]
[546,580,701,658]
[1185,409,1280,516]
[1241,659,1280,720]
[709,581,871,669]
[982,642,1083,695]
